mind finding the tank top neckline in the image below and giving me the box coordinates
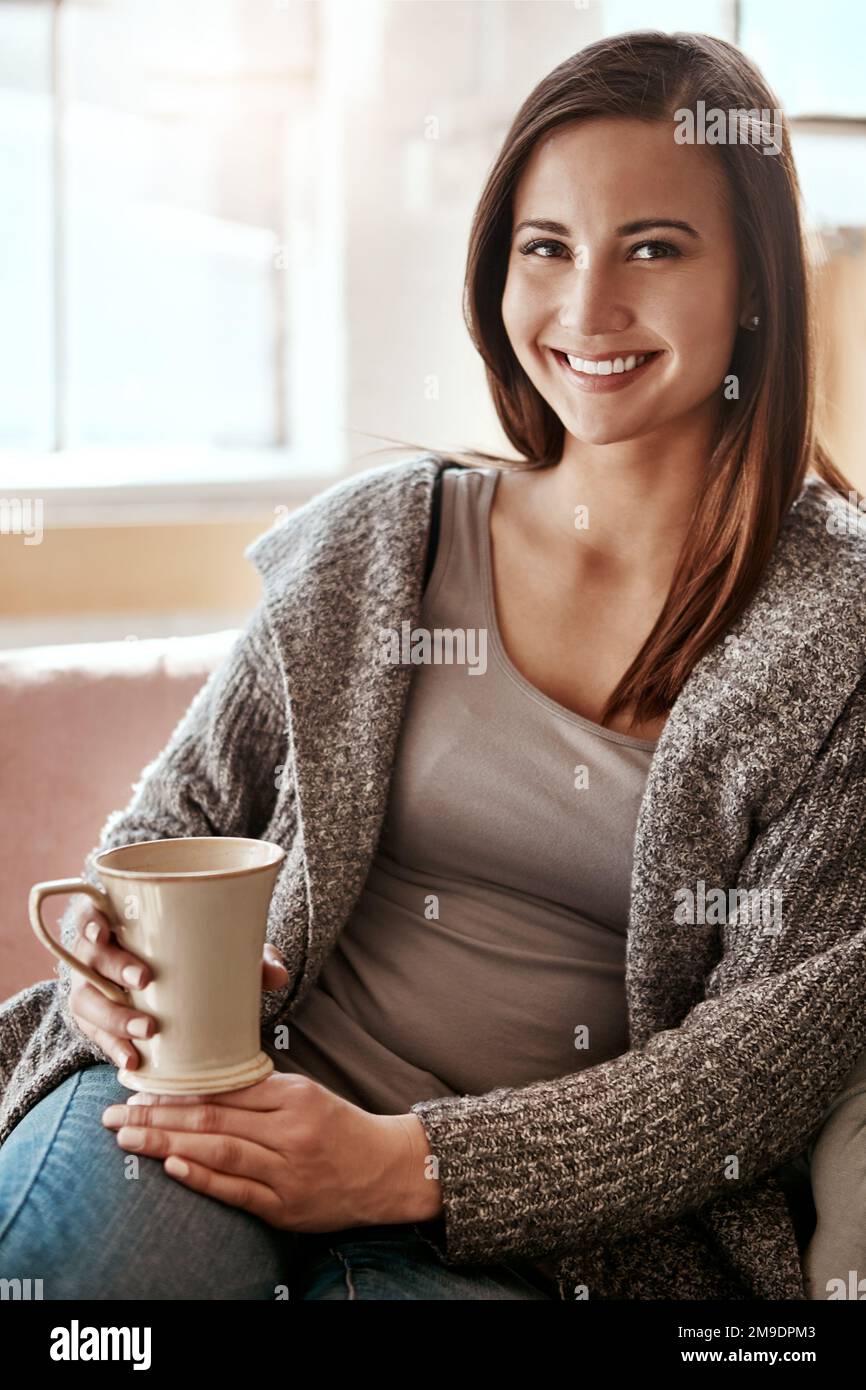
[465,465,660,752]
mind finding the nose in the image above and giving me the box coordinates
[556,259,632,340]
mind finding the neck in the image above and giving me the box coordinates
[533,410,717,587]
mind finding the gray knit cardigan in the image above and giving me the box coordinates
[3,453,866,1302]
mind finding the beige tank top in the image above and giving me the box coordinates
[266,465,658,1115]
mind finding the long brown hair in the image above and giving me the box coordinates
[355,30,861,734]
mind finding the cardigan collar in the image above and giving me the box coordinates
[246,456,866,1045]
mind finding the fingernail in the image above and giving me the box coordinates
[122,965,146,988]
[84,921,102,943]
[126,1017,151,1038]
[118,1126,145,1149]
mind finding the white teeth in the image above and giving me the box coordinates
[563,351,651,376]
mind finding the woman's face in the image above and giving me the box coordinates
[501,116,749,450]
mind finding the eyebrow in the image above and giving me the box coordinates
[512,217,701,241]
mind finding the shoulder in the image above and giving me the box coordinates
[243,452,449,589]
[757,475,866,651]
[782,474,866,578]
[692,473,866,798]
[640,473,866,814]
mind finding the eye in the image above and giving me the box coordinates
[518,238,568,259]
[518,237,683,262]
[628,240,682,261]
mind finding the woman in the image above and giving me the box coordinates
[2,30,866,1301]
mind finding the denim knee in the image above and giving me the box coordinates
[0,1064,296,1299]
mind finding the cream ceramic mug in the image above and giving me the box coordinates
[29,836,286,1095]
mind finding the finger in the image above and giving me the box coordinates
[206,1073,305,1109]
[73,980,157,1044]
[72,906,112,938]
[80,1019,142,1071]
[73,922,153,991]
[101,1098,279,1142]
[125,1091,207,1107]
[161,1155,284,1225]
[262,958,289,991]
[262,944,288,987]
[111,1122,283,1190]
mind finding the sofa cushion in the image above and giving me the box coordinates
[0,630,240,1000]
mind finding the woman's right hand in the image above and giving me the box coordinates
[66,899,157,1070]
[65,897,290,1070]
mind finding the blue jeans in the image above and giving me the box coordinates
[0,1065,554,1300]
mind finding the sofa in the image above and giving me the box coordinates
[0,629,240,1002]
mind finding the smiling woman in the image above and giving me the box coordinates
[398,26,866,750]
[2,28,866,1307]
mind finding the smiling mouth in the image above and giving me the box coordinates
[550,348,662,377]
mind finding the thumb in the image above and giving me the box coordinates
[262,943,289,986]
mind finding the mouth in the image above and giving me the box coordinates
[548,347,663,393]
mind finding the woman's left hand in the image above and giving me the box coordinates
[101,1072,442,1231]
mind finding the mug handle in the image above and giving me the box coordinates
[29,879,128,1005]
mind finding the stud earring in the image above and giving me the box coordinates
[744,314,760,331]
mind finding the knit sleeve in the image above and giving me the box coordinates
[410,677,866,1267]
[53,599,292,1059]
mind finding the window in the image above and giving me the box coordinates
[0,0,341,498]
[740,0,866,234]
[739,0,864,118]
[600,0,866,236]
